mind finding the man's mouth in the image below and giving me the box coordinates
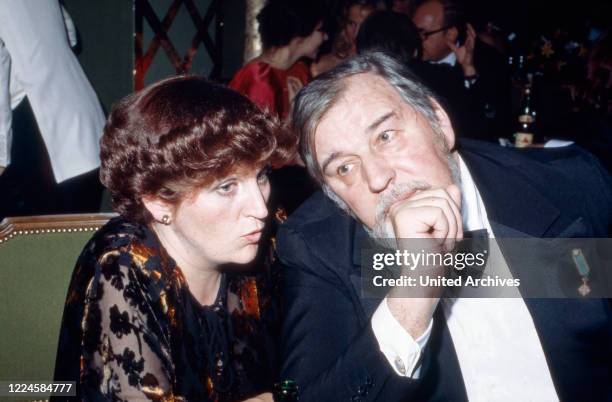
[381,189,419,218]
[377,181,432,221]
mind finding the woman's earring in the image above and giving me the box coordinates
[161,215,171,225]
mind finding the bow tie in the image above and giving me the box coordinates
[463,228,489,241]
[452,228,490,280]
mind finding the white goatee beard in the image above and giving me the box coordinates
[365,152,461,248]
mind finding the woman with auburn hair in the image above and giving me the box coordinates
[52,76,294,402]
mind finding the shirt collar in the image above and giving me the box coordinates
[458,155,492,233]
[434,51,457,67]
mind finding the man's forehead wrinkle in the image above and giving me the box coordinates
[314,73,424,166]
[321,74,421,133]
[344,75,399,109]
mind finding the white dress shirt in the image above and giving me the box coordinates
[0,1,104,182]
[371,156,559,401]
[433,51,476,89]
[434,51,458,67]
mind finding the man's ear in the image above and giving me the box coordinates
[429,97,456,150]
[142,196,173,223]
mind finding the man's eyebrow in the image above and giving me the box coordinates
[319,112,396,175]
[320,152,342,175]
[367,111,395,133]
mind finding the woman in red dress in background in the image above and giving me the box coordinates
[230,0,327,120]
[230,1,328,215]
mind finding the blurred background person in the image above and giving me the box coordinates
[561,30,612,172]
[374,0,415,15]
[53,76,294,402]
[311,0,374,76]
[391,0,415,15]
[356,10,481,141]
[355,10,422,65]
[0,0,105,219]
[230,0,327,121]
[412,0,513,141]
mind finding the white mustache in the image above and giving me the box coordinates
[372,181,431,241]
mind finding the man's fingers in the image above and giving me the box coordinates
[401,197,457,251]
[389,197,459,252]
[408,187,463,242]
[394,205,450,243]
[446,184,461,208]
[445,184,464,239]
[467,23,476,37]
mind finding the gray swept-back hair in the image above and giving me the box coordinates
[292,51,445,186]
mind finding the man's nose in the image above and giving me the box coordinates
[362,156,395,193]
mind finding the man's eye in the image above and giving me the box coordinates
[337,164,353,176]
[378,131,393,142]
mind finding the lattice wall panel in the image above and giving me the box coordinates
[134,0,224,90]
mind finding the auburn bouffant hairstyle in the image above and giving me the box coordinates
[100,75,295,223]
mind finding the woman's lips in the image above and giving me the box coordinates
[243,229,263,243]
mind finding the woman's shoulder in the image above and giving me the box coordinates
[287,60,311,82]
[80,217,151,262]
[74,217,169,288]
[229,61,275,88]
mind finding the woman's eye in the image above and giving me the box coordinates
[337,163,353,176]
[217,182,236,194]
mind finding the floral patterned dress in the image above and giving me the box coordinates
[52,217,279,401]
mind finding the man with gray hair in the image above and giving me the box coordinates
[276,51,612,401]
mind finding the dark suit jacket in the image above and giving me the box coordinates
[276,140,612,401]
[411,42,513,142]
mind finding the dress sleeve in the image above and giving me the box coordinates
[80,258,177,401]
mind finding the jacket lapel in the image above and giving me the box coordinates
[461,148,562,237]
[350,222,385,318]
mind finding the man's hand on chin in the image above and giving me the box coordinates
[385,184,463,339]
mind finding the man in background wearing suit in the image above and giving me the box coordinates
[412,0,512,141]
[276,52,612,401]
